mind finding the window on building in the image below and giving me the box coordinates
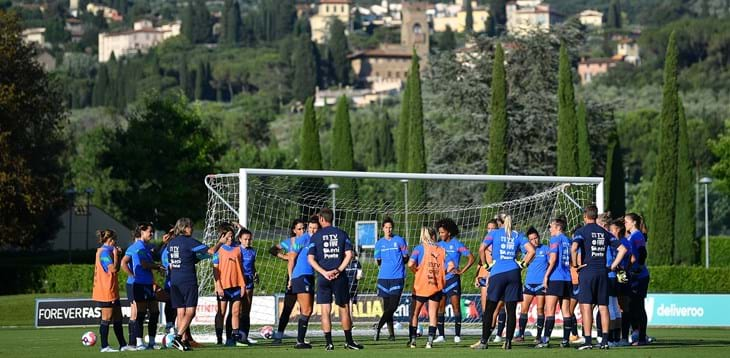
[326,5,329,13]
[387,71,392,78]
[413,23,422,34]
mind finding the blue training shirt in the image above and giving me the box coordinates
[241,246,256,276]
[628,230,650,279]
[573,223,611,273]
[482,228,528,276]
[292,233,314,278]
[100,245,114,273]
[280,237,294,254]
[125,240,154,285]
[525,243,549,285]
[374,235,408,279]
[548,233,572,281]
[308,226,353,272]
[167,235,208,286]
[160,245,171,289]
[438,237,471,280]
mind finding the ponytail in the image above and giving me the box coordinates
[420,226,437,245]
[498,213,512,239]
[96,229,117,245]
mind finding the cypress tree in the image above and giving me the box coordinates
[227,0,242,44]
[485,43,507,203]
[465,0,474,33]
[407,50,426,205]
[182,2,194,42]
[179,56,190,99]
[194,61,205,100]
[331,96,356,196]
[674,98,696,265]
[604,130,625,217]
[607,0,622,29]
[378,111,395,166]
[300,97,323,170]
[328,18,349,86]
[577,101,592,176]
[292,36,317,102]
[396,75,411,173]
[299,97,325,217]
[220,0,231,44]
[93,64,109,107]
[649,31,680,265]
[556,42,578,177]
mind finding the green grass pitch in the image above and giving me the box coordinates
[1,294,729,357]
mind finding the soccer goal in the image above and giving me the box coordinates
[199,169,603,335]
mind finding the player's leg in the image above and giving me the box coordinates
[274,290,297,343]
[560,296,573,347]
[126,284,138,347]
[539,294,558,347]
[426,296,441,348]
[435,295,446,341]
[295,291,314,348]
[535,294,545,343]
[409,298,425,347]
[133,290,148,349]
[241,288,253,342]
[215,294,228,344]
[146,292,159,348]
[111,302,128,349]
[336,276,361,349]
[450,288,463,342]
[321,301,333,348]
[517,293,534,340]
[99,306,114,351]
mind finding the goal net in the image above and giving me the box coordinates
[198,169,602,336]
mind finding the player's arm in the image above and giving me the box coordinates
[407,257,418,273]
[570,241,586,270]
[337,249,353,274]
[520,241,535,267]
[287,250,297,287]
[120,253,133,277]
[609,244,629,271]
[543,249,557,288]
[459,248,475,275]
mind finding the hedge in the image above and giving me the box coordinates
[700,236,730,267]
[3,264,730,296]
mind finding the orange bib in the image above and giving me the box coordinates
[413,244,446,297]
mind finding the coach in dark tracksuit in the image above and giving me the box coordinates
[571,205,611,350]
[307,208,364,351]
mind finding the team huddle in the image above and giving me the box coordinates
[91,204,651,352]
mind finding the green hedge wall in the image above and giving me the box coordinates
[3,264,730,295]
[700,236,730,267]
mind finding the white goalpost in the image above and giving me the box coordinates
[199,169,603,338]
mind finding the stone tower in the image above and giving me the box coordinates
[401,1,429,66]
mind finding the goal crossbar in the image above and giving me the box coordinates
[213,169,604,227]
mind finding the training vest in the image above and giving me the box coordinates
[92,246,119,302]
[215,246,246,289]
[413,244,446,297]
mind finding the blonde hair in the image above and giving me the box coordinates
[419,226,437,245]
[597,211,612,227]
[174,217,193,236]
[96,229,117,245]
[498,213,512,238]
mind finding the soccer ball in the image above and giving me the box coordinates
[81,331,97,346]
[416,325,423,337]
[259,325,274,339]
[162,333,176,349]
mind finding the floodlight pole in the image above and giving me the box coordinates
[700,177,712,268]
[401,179,409,244]
[329,183,340,226]
[65,188,77,264]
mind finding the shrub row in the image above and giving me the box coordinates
[700,236,730,267]
[2,263,730,295]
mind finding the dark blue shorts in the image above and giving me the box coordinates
[487,269,522,303]
[377,278,404,298]
[244,275,255,290]
[127,283,156,302]
[96,299,121,308]
[523,283,545,296]
[630,275,650,299]
[316,274,349,306]
[217,287,242,302]
[170,284,199,308]
[577,271,609,305]
[443,275,462,297]
[291,275,315,294]
[477,277,488,288]
[546,280,572,298]
[572,283,580,299]
[414,291,443,303]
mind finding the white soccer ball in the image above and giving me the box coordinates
[416,324,423,337]
[82,331,97,346]
[259,325,274,339]
[162,333,176,349]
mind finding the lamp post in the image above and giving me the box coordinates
[65,188,77,264]
[328,183,340,226]
[700,177,712,268]
[400,179,409,244]
[84,188,94,250]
